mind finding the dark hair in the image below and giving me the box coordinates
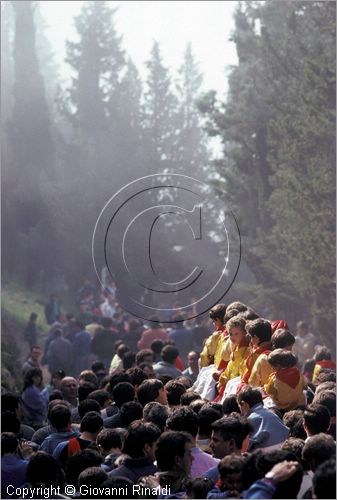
[120,401,143,427]
[49,404,71,431]
[303,358,315,374]
[222,394,240,415]
[302,433,336,471]
[49,390,64,402]
[150,339,164,354]
[66,449,103,489]
[271,329,296,349]
[198,406,223,437]
[99,476,139,499]
[185,477,213,498]
[314,346,332,362]
[189,399,208,414]
[303,404,330,435]
[155,431,192,471]
[123,421,161,458]
[136,379,163,407]
[245,319,272,344]
[226,316,246,332]
[281,438,305,463]
[135,349,153,365]
[209,304,227,323]
[164,380,186,406]
[314,368,336,385]
[78,466,108,488]
[78,399,101,419]
[315,381,336,393]
[166,406,199,438]
[218,454,245,477]
[80,411,103,434]
[126,367,148,387]
[211,415,253,449]
[237,386,263,407]
[88,390,111,408]
[161,345,179,364]
[30,312,38,320]
[255,450,303,498]
[1,392,20,412]
[1,432,19,454]
[283,410,306,439]
[239,309,260,321]
[112,382,135,407]
[312,459,336,499]
[157,374,173,385]
[313,390,336,418]
[224,308,240,323]
[78,382,97,402]
[96,428,124,452]
[108,371,132,392]
[91,361,106,373]
[116,344,129,359]
[27,451,64,486]
[143,402,171,432]
[23,367,43,390]
[226,302,247,313]
[268,349,297,368]
[180,391,202,406]
[1,411,21,434]
[101,317,113,329]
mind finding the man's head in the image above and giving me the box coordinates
[312,459,336,499]
[143,402,171,432]
[210,415,252,459]
[60,377,78,402]
[78,399,101,419]
[88,390,112,409]
[166,407,199,439]
[30,312,38,322]
[303,404,330,436]
[123,421,161,460]
[137,379,167,406]
[245,319,272,347]
[296,321,308,337]
[80,411,103,438]
[302,433,336,472]
[161,345,179,365]
[282,410,306,440]
[268,349,297,370]
[30,345,42,362]
[49,404,71,432]
[1,432,19,455]
[120,401,143,428]
[187,351,199,371]
[112,382,135,408]
[155,431,194,475]
[218,455,245,494]
[271,329,296,351]
[312,390,336,424]
[237,386,263,416]
[96,428,125,456]
[136,349,154,365]
[198,405,223,439]
[164,380,186,407]
[314,346,332,362]
[27,451,63,487]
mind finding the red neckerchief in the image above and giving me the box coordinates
[316,360,336,371]
[242,342,271,384]
[275,366,300,389]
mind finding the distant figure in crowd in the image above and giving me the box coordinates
[168,315,193,360]
[22,345,43,376]
[46,329,73,375]
[44,294,61,326]
[294,320,316,365]
[23,312,39,347]
[182,351,200,383]
[21,368,48,429]
[137,317,168,350]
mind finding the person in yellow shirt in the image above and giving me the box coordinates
[199,304,228,369]
[311,347,336,384]
[218,316,250,391]
[242,318,273,387]
[264,349,307,411]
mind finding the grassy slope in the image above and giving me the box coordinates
[2,283,49,391]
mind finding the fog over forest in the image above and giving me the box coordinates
[1,1,335,346]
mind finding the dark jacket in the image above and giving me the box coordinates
[108,456,158,482]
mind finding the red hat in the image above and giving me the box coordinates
[271,319,289,333]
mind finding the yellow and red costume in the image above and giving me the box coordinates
[218,337,250,388]
[312,359,336,384]
[199,326,229,370]
[264,366,307,410]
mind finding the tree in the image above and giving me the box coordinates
[199,1,335,345]
[3,0,56,288]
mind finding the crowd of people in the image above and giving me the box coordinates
[1,282,336,499]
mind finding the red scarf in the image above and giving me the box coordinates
[242,342,271,384]
[316,360,336,371]
[271,319,289,333]
[275,366,300,389]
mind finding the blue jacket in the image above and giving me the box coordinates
[243,479,275,499]
[1,455,28,499]
[247,403,289,450]
[40,430,79,455]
